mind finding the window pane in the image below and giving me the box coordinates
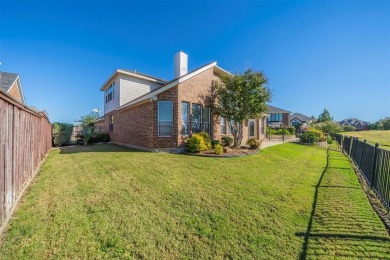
[221,117,226,135]
[249,121,254,136]
[204,107,210,134]
[159,101,173,121]
[192,104,202,133]
[158,101,173,136]
[181,102,189,135]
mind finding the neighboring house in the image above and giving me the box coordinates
[290,113,315,127]
[339,118,369,131]
[0,71,25,104]
[100,51,268,150]
[266,105,291,127]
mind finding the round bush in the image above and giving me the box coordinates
[221,136,234,146]
[187,134,207,152]
[197,132,212,149]
[246,138,260,149]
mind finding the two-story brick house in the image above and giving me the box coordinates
[100,51,267,151]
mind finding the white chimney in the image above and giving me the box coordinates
[174,51,188,78]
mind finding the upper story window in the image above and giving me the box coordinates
[269,113,282,122]
[105,82,115,103]
[158,101,173,137]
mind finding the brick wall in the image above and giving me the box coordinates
[8,82,22,103]
[106,101,154,148]
[282,113,290,127]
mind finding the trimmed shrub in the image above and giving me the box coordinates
[214,144,224,155]
[300,129,323,144]
[187,134,207,153]
[343,125,356,132]
[246,138,260,149]
[197,132,212,149]
[52,123,74,147]
[211,140,222,148]
[91,133,111,143]
[286,127,295,135]
[221,136,234,147]
[326,135,333,144]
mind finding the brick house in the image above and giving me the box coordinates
[100,51,267,151]
[0,71,25,104]
[266,105,291,128]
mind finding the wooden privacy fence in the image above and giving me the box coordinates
[335,134,390,212]
[0,91,52,232]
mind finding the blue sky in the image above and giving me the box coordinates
[0,0,389,123]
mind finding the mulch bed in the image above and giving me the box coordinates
[184,147,260,158]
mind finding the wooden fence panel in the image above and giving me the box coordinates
[0,91,51,231]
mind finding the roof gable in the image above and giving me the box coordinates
[290,113,313,122]
[267,105,291,114]
[0,71,25,104]
[117,62,217,111]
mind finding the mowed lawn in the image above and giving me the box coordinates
[343,130,390,150]
[0,143,389,258]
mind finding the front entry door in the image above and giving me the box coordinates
[248,119,257,139]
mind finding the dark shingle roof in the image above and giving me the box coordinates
[267,105,291,114]
[0,71,18,93]
[290,113,313,122]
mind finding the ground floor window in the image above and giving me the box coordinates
[204,107,211,135]
[249,121,255,137]
[181,102,190,135]
[158,101,173,137]
[192,103,202,133]
[109,115,113,131]
[221,117,226,135]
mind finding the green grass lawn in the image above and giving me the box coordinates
[342,130,390,150]
[0,143,389,258]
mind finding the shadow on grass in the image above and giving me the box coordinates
[59,143,148,154]
[297,149,390,259]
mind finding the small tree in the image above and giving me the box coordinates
[75,112,100,145]
[210,69,271,147]
[317,109,333,122]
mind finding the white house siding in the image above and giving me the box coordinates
[119,75,162,106]
[104,76,120,114]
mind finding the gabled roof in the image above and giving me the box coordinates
[0,71,18,92]
[0,71,25,104]
[290,113,313,122]
[267,105,291,114]
[117,62,221,111]
[100,69,167,91]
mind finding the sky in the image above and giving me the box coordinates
[0,0,389,124]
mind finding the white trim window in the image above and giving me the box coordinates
[181,102,190,136]
[105,81,115,103]
[191,103,202,133]
[158,101,173,137]
[204,107,211,135]
[220,117,226,135]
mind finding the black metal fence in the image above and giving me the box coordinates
[335,134,390,212]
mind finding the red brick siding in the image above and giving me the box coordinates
[153,86,179,148]
[106,101,154,148]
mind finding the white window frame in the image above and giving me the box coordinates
[158,101,173,137]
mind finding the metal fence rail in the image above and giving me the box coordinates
[335,134,390,212]
[0,91,51,231]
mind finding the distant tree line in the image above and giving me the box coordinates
[369,117,390,130]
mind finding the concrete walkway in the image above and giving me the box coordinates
[261,139,298,149]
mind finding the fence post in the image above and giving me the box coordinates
[370,143,379,189]
[359,140,366,169]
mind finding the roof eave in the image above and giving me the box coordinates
[100,69,167,91]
